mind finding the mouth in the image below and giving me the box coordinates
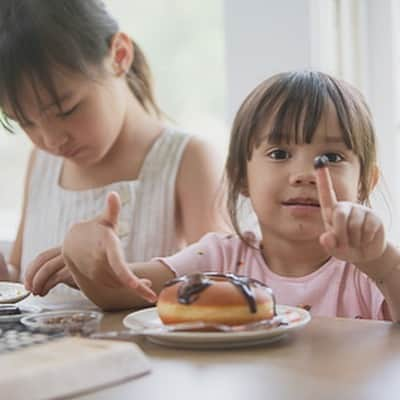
[59,147,81,158]
[282,198,320,207]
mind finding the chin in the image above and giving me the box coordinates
[263,225,323,242]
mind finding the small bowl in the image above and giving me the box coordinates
[20,310,103,335]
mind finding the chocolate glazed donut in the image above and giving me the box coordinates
[157,273,276,326]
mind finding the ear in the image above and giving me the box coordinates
[369,164,380,191]
[359,164,380,202]
[109,32,134,76]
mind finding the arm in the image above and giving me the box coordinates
[67,260,174,311]
[355,244,400,321]
[10,149,78,296]
[6,149,37,282]
[176,137,230,244]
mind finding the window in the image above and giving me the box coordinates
[105,0,227,148]
[0,1,227,241]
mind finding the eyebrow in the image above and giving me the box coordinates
[40,92,74,112]
[262,133,346,145]
[3,92,74,121]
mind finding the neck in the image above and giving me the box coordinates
[104,99,162,166]
[62,92,164,189]
[260,231,330,277]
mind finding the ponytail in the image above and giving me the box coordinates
[126,39,162,118]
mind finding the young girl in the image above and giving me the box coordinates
[62,70,400,320]
[0,0,225,308]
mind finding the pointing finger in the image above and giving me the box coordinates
[315,155,337,228]
[97,191,121,229]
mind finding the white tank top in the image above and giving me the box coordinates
[21,128,191,309]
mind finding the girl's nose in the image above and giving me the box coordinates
[289,171,316,185]
[42,132,68,152]
[40,121,69,151]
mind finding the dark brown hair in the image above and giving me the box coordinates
[226,70,377,238]
[0,0,161,130]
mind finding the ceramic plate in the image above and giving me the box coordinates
[0,282,30,304]
[123,305,311,349]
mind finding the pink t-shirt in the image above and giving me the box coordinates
[157,232,385,320]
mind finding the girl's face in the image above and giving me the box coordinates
[3,67,128,166]
[246,106,362,242]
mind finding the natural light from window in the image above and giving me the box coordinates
[0,0,227,241]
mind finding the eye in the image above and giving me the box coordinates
[322,152,344,163]
[57,103,80,118]
[267,149,290,160]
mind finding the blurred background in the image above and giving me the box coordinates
[1,0,400,242]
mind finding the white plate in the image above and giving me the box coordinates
[0,282,30,304]
[0,303,42,323]
[123,305,311,349]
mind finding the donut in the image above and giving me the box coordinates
[157,272,276,326]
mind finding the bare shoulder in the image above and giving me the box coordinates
[176,136,225,195]
[175,136,229,241]
[178,136,225,178]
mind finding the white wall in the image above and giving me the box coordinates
[224,0,313,122]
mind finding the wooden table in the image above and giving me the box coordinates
[76,311,400,400]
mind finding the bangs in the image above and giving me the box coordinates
[0,51,62,131]
[0,2,104,132]
[252,71,358,152]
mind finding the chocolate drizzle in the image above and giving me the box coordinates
[178,273,212,304]
[163,272,276,315]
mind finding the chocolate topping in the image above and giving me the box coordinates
[178,273,212,305]
[163,272,276,315]
[314,155,329,169]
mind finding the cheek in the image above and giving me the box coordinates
[332,169,360,201]
[22,128,43,147]
[70,114,111,144]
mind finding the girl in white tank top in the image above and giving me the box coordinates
[0,1,225,308]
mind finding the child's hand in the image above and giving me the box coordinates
[24,247,77,296]
[316,162,386,267]
[62,192,157,303]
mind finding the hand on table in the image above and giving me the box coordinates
[24,247,78,296]
[62,192,157,303]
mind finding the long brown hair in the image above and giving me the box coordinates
[226,70,377,239]
[0,0,161,130]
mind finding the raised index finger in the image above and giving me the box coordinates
[314,155,337,227]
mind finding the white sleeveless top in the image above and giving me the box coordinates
[21,128,191,309]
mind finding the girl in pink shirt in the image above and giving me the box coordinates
[62,70,400,321]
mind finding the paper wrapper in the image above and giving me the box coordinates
[0,337,151,399]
